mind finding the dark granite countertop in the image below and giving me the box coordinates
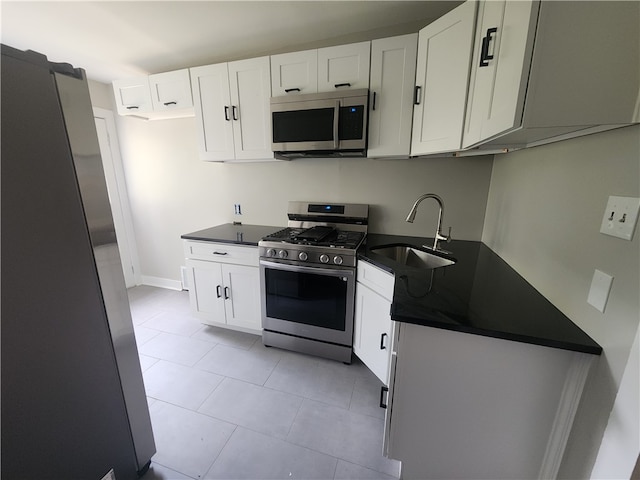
[181,223,283,246]
[360,233,602,355]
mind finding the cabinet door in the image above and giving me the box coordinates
[317,42,371,92]
[149,69,193,111]
[368,34,418,158]
[185,259,226,325]
[112,77,153,116]
[462,0,538,148]
[354,282,393,383]
[228,56,274,161]
[270,49,318,96]
[411,1,477,156]
[190,63,236,161]
[222,264,262,331]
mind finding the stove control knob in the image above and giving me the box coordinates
[266,248,276,257]
[278,250,288,259]
[319,254,330,264]
[333,256,344,265]
[298,252,308,261]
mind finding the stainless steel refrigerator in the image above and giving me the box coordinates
[1,45,155,479]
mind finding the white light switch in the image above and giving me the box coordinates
[600,196,640,240]
[587,269,614,313]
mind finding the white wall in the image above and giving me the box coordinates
[88,79,114,110]
[114,114,493,283]
[481,124,640,478]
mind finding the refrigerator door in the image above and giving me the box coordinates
[54,69,156,471]
[1,45,154,479]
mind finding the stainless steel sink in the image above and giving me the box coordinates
[370,243,456,269]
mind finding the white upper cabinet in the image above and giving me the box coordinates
[148,69,193,112]
[270,49,318,96]
[271,42,371,96]
[190,57,274,162]
[410,1,477,156]
[190,63,235,161]
[228,57,274,161]
[462,0,537,149]
[463,0,639,150]
[368,34,418,158]
[113,77,153,116]
[113,69,194,119]
[318,41,371,92]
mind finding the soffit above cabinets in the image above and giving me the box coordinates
[0,1,462,83]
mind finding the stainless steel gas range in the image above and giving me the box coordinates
[258,201,369,363]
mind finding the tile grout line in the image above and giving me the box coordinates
[202,423,239,479]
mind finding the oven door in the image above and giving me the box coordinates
[260,258,355,346]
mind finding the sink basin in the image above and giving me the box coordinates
[370,243,456,269]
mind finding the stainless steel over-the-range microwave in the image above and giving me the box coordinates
[270,88,369,159]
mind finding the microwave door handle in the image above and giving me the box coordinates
[333,100,340,149]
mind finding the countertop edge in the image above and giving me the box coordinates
[181,223,283,246]
[391,311,603,355]
[180,235,260,247]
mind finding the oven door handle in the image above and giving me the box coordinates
[260,259,354,277]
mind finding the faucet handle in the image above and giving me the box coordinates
[436,226,452,243]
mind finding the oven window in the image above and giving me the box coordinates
[272,108,335,143]
[264,267,347,331]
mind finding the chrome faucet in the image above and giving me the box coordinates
[405,193,452,251]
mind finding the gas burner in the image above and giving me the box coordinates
[294,226,336,242]
[259,201,369,268]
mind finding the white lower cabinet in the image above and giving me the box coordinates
[183,241,261,333]
[385,322,594,479]
[354,261,395,383]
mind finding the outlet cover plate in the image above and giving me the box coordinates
[587,269,613,313]
[600,196,640,241]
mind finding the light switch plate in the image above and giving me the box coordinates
[600,196,640,240]
[587,269,614,313]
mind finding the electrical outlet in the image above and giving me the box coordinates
[587,269,614,313]
[234,203,242,215]
[599,196,640,240]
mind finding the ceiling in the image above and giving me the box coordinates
[1,1,462,84]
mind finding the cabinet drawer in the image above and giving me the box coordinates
[357,260,394,301]
[183,240,258,266]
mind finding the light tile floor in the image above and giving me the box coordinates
[131,286,400,480]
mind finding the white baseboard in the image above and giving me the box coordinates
[140,275,183,291]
